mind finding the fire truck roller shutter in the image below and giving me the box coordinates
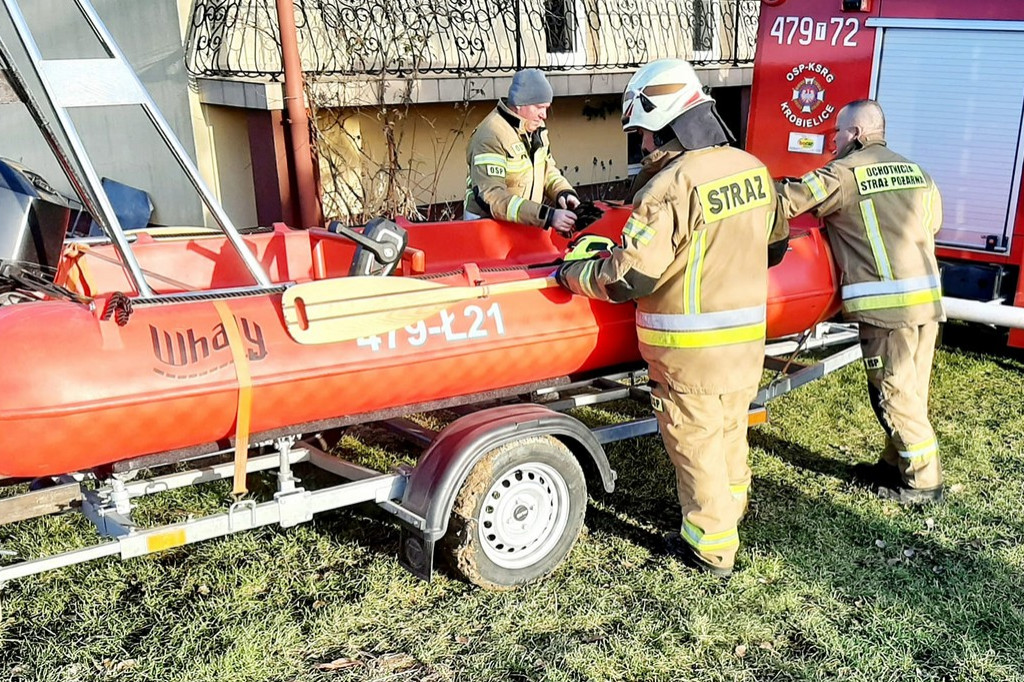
[871,23,1024,253]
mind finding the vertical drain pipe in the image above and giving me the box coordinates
[275,0,322,228]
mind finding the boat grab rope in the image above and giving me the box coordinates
[99,292,133,326]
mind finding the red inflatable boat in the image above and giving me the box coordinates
[0,205,840,478]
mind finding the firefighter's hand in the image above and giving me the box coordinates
[550,208,577,236]
[563,234,616,262]
[557,192,581,210]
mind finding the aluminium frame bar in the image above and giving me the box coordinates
[0,0,273,296]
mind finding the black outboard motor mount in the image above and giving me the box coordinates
[327,217,409,277]
[0,157,83,276]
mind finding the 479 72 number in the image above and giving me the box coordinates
[769,16,860,47]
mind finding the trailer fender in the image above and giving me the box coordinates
[397,404,615,580]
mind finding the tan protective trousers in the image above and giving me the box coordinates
[859,322,943,490]
[651,381,758,570]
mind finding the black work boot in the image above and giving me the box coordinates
[876,484,945,506]
[664,533,733,579]
[851,459,902,490]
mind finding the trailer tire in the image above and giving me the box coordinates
[442,435,587,590]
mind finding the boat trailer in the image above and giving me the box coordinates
[0,323,862,589]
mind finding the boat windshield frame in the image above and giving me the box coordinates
[0,0,274,299]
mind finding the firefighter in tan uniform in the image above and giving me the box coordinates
[557,59,790,577]
[464,69,578,234]
[777,99,945,505]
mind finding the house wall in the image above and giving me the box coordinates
[194,105,258,228]
[316,94,629,222]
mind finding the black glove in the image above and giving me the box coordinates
[572,201,606,231]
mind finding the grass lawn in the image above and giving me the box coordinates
[1,325,1022,681]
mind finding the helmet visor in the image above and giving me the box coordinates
[621,82,688,129]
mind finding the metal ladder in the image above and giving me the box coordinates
[0,0,272,298]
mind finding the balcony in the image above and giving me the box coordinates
[186,0,760,108]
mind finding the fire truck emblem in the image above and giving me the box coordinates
[781,63,836,129]
[792,77,825,114]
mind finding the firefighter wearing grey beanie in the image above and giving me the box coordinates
[507,68,554,106]
[463,68,579,233]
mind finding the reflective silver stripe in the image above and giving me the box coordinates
[637,305,766,331]
[463,210,482,221]
[842,274,941,300]
[859,198,894,280]
[802,171,828,201]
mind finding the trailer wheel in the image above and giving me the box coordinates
[443,435,587,590]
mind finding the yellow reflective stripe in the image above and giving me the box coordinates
[693,231,705,313]
[507,196,525,222]
[859,199,893,280]
[507,159,532,173]
[474,153,506,167]
[765,211,775,238]
[802,171,828,201]
[637,321,765,348]
[683,519,739,552]
[578,259,601,299]
[899,436,938,461]
[923,186,936,237]
[464,189,473,203]
[622,217,656,246]
[682,230,706,314]
[730,483,749,499]
[842,287,941,313]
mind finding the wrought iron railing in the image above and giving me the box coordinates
[185,0,759,80]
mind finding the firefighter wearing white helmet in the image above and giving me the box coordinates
[556,58,790,577]
[776,99,945,505]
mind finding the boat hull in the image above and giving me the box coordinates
[0,211,839,477]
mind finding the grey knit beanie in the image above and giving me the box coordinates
[507,69,553,106]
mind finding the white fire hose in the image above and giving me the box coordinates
[942,297,1024,330]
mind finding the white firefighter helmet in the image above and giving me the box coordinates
[621,59,712,133]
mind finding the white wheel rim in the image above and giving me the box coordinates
[478,461,572,570]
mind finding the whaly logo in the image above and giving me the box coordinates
[150,317,267,379]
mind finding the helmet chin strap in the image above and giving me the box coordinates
[667,101,734,151]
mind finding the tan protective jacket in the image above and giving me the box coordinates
[464,100,575,228]
[777,137,944,328]
[560,141,789,394]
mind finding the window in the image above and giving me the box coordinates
[544,0,575,54]
[692,0,713,53]
[545,0,586,66]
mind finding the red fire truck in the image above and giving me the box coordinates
[747,0,1024,347]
